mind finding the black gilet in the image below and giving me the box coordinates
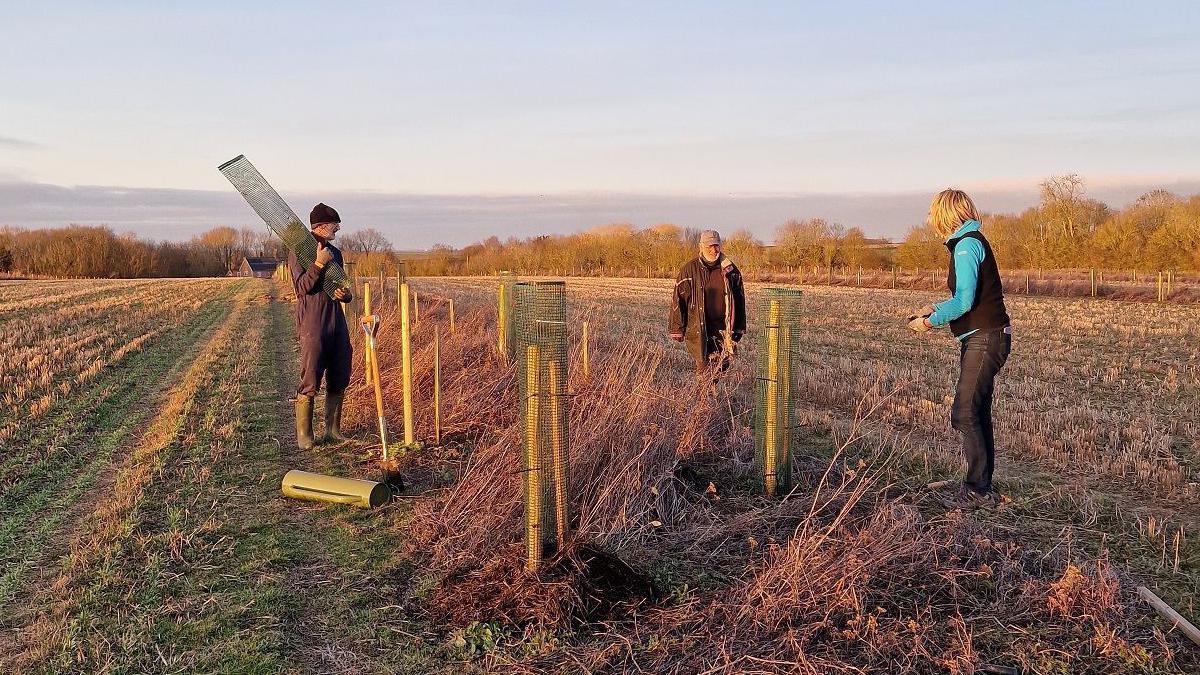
[945,230,1010,337]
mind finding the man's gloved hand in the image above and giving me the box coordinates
[669,333,684,342]
[907,315,932,333]
[333,287,352,302]
[314,243,334,268]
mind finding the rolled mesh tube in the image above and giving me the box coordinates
[755,288,803,497]
[515,281,569,568]
[218,155,350,298]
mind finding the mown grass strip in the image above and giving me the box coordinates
[0,287,242,607]
[0,280,241,478]
[2,283,255,671]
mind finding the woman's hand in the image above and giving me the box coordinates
[907,316,932,333]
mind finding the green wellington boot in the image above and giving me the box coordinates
[296,394,315,451]
[323,390,348,443]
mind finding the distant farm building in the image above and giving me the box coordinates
[236,257,279,278]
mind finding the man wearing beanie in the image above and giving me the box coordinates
[287,202,354,450]
[668,230,747,375]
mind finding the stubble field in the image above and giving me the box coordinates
[0,275,1197,674]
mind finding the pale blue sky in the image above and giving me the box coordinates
[2,2,1199,244]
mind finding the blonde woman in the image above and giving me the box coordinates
[908,189,1011,509]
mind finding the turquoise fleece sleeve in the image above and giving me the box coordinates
[928,238,985,326]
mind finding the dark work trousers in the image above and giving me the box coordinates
[297,334,352,398]
[951,327,1011,493]
[686,330,719,372]
[687,330,735,373]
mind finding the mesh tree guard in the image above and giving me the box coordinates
[218,155,350,298]
[755,288,803,497]
[497,271,518,362]
[514,281,569,571]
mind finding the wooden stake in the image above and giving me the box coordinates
[525,345,541,572]
[780,321,792,493]
[582,321,590,379]
[434,328,441,446]
[548,360,567,551]
[764,300,780,497]
[400,281,414,445]
[497,282,508,359]
[1090,268,1097,297]
[1137,586,1200,647]
[449,298,456,334]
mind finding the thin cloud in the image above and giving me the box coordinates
[2,178,1198,248]
[0,136,42,150]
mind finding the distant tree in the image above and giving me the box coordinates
[985,212,1036,269]
[1033,174,1110,266]
[894,223,944,269]
[0,245,12,273]
[722,228,765,270]
[1040,174,1087,238]
[773,218,832,266]
[840,227,884,268]
[235,225,261,257]
[341,228,392,254]
[151,241,193,277]
[196,226,240,274]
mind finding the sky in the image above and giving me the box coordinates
[2,1,1199,246]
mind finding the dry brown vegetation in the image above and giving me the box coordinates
[331,276,1200,673]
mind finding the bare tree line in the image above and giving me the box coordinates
[409,176,1200,276]
[3,176,1196,279]
[0,225,282,278]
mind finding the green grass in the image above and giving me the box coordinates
[19,285,444,673]
[0,288,239,607]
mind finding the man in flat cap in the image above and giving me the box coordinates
[668,230,747,375]
[288,202,354,450]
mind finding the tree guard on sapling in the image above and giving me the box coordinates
[515,281,570,571]
[755,288,802,497]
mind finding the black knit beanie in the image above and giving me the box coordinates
[309,203,341,226]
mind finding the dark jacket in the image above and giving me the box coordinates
[288,243,351,343]
[668,255,747,365]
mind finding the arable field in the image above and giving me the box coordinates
[1,275,1197,674]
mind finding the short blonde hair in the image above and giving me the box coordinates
[928,189,979,239]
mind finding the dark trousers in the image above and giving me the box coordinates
[297,335,352,398]
[951,327,1011,493]
[686,330,729,373]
